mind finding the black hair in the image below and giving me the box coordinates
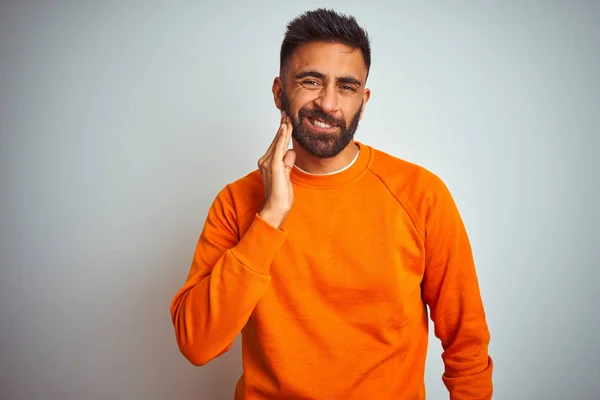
[280,8,371,75]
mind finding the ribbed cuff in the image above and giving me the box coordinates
[230,213,288,275]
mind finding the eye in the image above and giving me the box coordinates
[302,80,321,87]
[341,85,358,92]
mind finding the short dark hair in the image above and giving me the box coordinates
[280,8,371,76]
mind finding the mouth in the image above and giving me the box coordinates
[304,116,339,133]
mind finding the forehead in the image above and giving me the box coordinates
[286,41,367,80]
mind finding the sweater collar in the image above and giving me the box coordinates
[290,141,372,188]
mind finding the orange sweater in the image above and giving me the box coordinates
[170,142,493,399]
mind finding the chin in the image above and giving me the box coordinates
[292,132,351,159]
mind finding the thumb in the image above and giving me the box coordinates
[283,149,296,177]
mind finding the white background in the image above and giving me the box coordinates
[1,1,598,399]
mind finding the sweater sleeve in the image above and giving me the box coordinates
[421,176,494,399]
[170,186,288,366]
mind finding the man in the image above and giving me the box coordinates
[170,8,493,400]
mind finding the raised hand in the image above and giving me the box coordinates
[257,111,296,229]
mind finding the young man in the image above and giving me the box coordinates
[171,8,493,400]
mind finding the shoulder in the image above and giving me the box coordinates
[226,169,263,202]
[365,145,456,236]
[367,145,449,201]
[214,169,264,220]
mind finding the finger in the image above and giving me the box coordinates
[274,119,289,157]
[285,116,293,141]
[277,117,291,156]
[283,149,296,177]
[264,118,287,160]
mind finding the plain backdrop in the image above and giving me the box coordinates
[1,1,599,399]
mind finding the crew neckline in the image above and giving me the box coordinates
[294,147,360,175]
[290,142,372,188]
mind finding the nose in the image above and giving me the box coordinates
[314,84,339,114]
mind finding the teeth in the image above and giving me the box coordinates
[312,119,332,128]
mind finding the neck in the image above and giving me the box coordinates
[292,140,360,174]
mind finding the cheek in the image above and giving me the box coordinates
[292,88,320,106]
[289,96,313,117]
[342,100,364,123]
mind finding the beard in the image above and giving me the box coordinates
[281,92,363,158]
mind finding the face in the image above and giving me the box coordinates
[274,41,371,158]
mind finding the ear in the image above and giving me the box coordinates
[272,77,283,110]
[359,88,371,120]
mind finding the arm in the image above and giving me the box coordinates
[421,176,494,399]
[170,112,295,366]
[170,186,288,366]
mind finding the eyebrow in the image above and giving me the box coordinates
[295,69,363,87]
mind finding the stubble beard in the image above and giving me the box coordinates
[280,91,363,159]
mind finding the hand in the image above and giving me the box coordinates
[258,111,296,229]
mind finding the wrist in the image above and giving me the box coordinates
[258,209,286,229]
